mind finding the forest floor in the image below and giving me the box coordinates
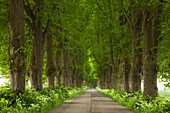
[47,89,135,113]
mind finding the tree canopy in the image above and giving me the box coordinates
[0,0,169,97]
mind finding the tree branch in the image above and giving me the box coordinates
[24,18,33,31]
[24,1,35,23]
[123,8,132,29]
[147,13,156,22]
[95,0,107,17]
[119,0,132,29]
[43,19,52,38]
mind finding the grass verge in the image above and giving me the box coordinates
[0,86,87,113]
[96,87,170,113]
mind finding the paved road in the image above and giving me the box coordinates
[47,89,135,113]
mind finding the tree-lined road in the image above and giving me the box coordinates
[47,89,135,113]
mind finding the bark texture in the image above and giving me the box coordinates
[46,34,56,90]
[143,13,157,97]
[113,56,119,90]
[55,44,62,86]
[8,0,26,93]
[30,1,43,91]
[124,53,131,92]
[129,0,143,92]
[62,48,68,87]
[143,5,162,97]
[24,0,51,90]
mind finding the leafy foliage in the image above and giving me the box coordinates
[157,1,170,87]
[0,0,9,77]
[97,88,170,113]
[0,86,86,113]
[0,0,170,112]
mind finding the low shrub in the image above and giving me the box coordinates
[96,87,170,113]
[0,86,86,113]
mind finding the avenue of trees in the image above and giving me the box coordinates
[0,0,169,98]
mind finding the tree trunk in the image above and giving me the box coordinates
[55,50,62,86]
[63,49,69,87]
[55,75,61,86]
[24,0,51,90]
[8,0,26,93]
[72,67,75,88]
[46,34,56,90]
[109,37,114,89]
[129,0,143,92]
[131,35,142,92]
[67,49,73,87]
[73,57,78,87]
[118,60,124,91]
[54,35,62,86]
[75,68,79,87]
[27,1,42,91]
[143,9,161,97]
[124,51,131,92]
[107,66,112,89]
[113,55,119,90]
[30,27,44,90]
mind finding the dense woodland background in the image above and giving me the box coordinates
[0,0,170,98]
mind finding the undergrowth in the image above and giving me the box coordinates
[0,86,86,113]
[159,90,170,99]
[96,87,170,113]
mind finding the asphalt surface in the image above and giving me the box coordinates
[47,89,135,113]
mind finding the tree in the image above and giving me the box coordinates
[143,0,163,97]
[119,0,143,92]
[8,0,26,93]
[46,34,56,90]
[24,0,51,90]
